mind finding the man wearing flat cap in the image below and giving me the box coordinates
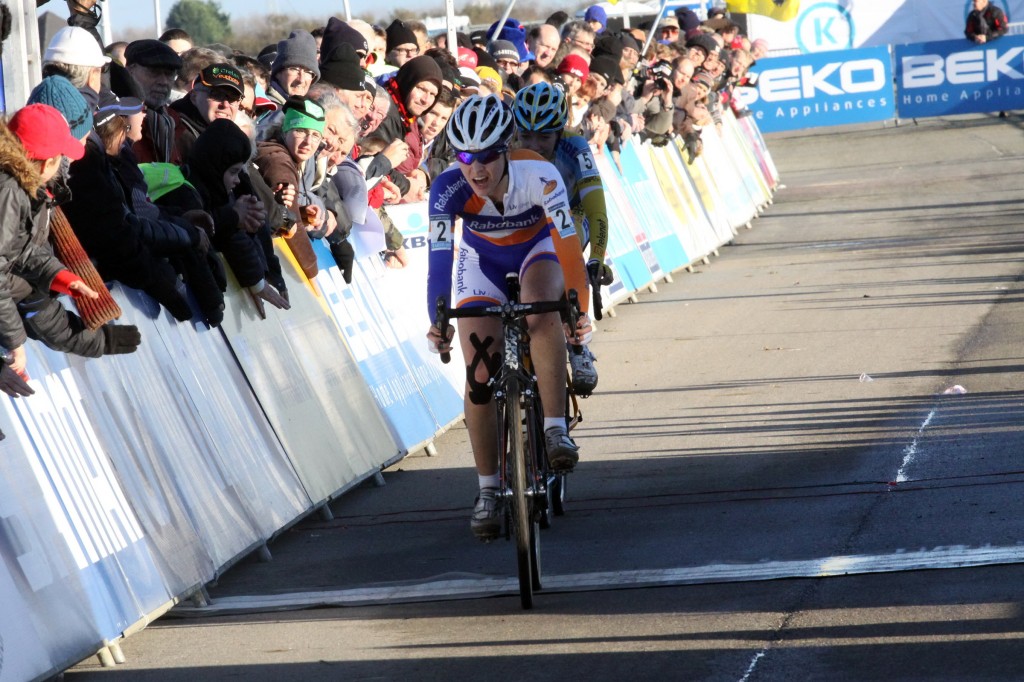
[126,38,183,162]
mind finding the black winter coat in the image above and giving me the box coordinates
[0,126,65,350]
[63,137,181,302]
[109,145,199,256]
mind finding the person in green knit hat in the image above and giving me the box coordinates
[254,96,330,282]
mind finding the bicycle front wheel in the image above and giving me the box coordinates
[505,381,534,609]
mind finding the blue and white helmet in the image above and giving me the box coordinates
[512,82,568,133]
[446,94,516,152]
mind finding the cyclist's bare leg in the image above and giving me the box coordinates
[458,315,503,477]
[521,259,569,421]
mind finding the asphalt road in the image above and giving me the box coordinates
[67,114,1024,681]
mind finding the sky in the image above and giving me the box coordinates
[38,0,410,33]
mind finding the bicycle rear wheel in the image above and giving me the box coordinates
[505,382,535,609]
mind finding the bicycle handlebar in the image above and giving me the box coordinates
[434,285,581,365]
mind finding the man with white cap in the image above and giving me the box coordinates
[42,26,110,102]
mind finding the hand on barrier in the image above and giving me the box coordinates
[183,209,214,253]
[273,183,297,209]
[301,204,325,229]
[0,362,33,397]
[235,194,266,233]
[157,283,194,322]
[631,113,645,133]
[384,246,409,269]
[683,133,702,164]
[7,345,28,381]
[403,170,429,203]
[249,283,291,319]
[379,177,402,205]
[102,324,142,355]
[68,279,99,300]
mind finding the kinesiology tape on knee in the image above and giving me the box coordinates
[466,333,501,405]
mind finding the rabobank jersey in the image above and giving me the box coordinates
[426,149,589,320]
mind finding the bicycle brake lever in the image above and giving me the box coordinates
[587,263,604,322]
[435,296,451,364]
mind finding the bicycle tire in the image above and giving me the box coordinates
[527,385,553,531]
[522,388,545,588]
[505,381,534,609]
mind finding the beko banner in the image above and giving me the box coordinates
[743,45,895,133]
[895,35,1024,118]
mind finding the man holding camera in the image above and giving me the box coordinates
[636,59,675,145]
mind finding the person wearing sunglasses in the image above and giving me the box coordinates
[512,82,613,398]
[425,95,592,541]
[168,62,245,163]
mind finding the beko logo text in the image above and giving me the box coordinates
[902,47,1024,87]
[759,59,886,101]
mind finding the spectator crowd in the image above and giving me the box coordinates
[0,0,763,400]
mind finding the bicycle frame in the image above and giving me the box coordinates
[436,276,579,609]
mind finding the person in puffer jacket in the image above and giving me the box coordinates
[0,104,107,379]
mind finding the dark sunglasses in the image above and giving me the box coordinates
[456,146,507,165]
[209,89,242,104]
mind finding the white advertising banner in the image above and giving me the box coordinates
[747,0,1023,54]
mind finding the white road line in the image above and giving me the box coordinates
[173,544,1024,616]
[739,650,766,682]
[895,408,936,483]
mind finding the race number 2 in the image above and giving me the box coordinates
[553,203,576,239]
[430,214,453,251]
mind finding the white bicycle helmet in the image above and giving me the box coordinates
[513,82,568,133]
[446,94,516,152]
